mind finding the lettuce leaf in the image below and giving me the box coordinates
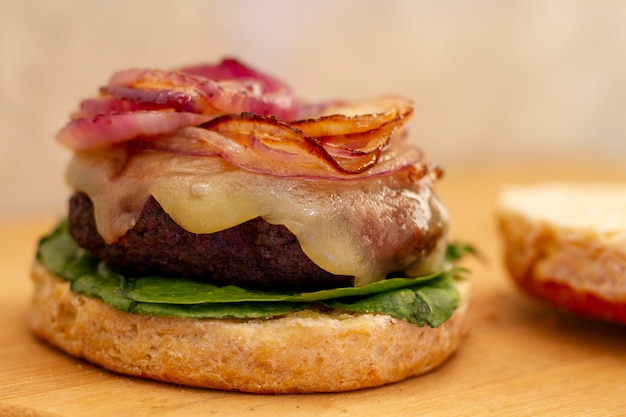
[37,221,468,327]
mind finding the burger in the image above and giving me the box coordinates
[31,58,471,393]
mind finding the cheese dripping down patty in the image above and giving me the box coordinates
[66,146,448,286]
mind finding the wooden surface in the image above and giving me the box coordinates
[1,157,625,416]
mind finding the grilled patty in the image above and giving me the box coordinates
[68,192,352,291]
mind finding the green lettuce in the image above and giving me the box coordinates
[36,221,469,327]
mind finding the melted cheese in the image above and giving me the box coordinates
[67,147,448,285]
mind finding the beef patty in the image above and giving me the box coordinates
[68,192,352,291]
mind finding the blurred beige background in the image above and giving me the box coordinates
[2,0,626,218]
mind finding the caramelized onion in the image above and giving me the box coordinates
[181,58,293,97]
[133,124,424,180]
[107,59,297,120]
[101,85,211,114]
[293,96,413,134]
[57,111,214,150]
[293,96,413,158]
[56,58,423,179]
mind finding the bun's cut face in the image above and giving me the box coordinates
[31,58,471,393]
[498,183,626,325]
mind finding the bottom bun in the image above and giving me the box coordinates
[498,184,626,324]
[30,261,469,393]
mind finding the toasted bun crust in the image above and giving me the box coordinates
[497,183,626,324]
[29,262,469,393]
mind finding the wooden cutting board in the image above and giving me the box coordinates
[1,157,625,416]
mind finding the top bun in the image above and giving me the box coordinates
[497,183,626,324]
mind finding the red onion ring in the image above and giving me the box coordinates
[180,58,292,96]
[107,59,297,120]
[57,111,215,150]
